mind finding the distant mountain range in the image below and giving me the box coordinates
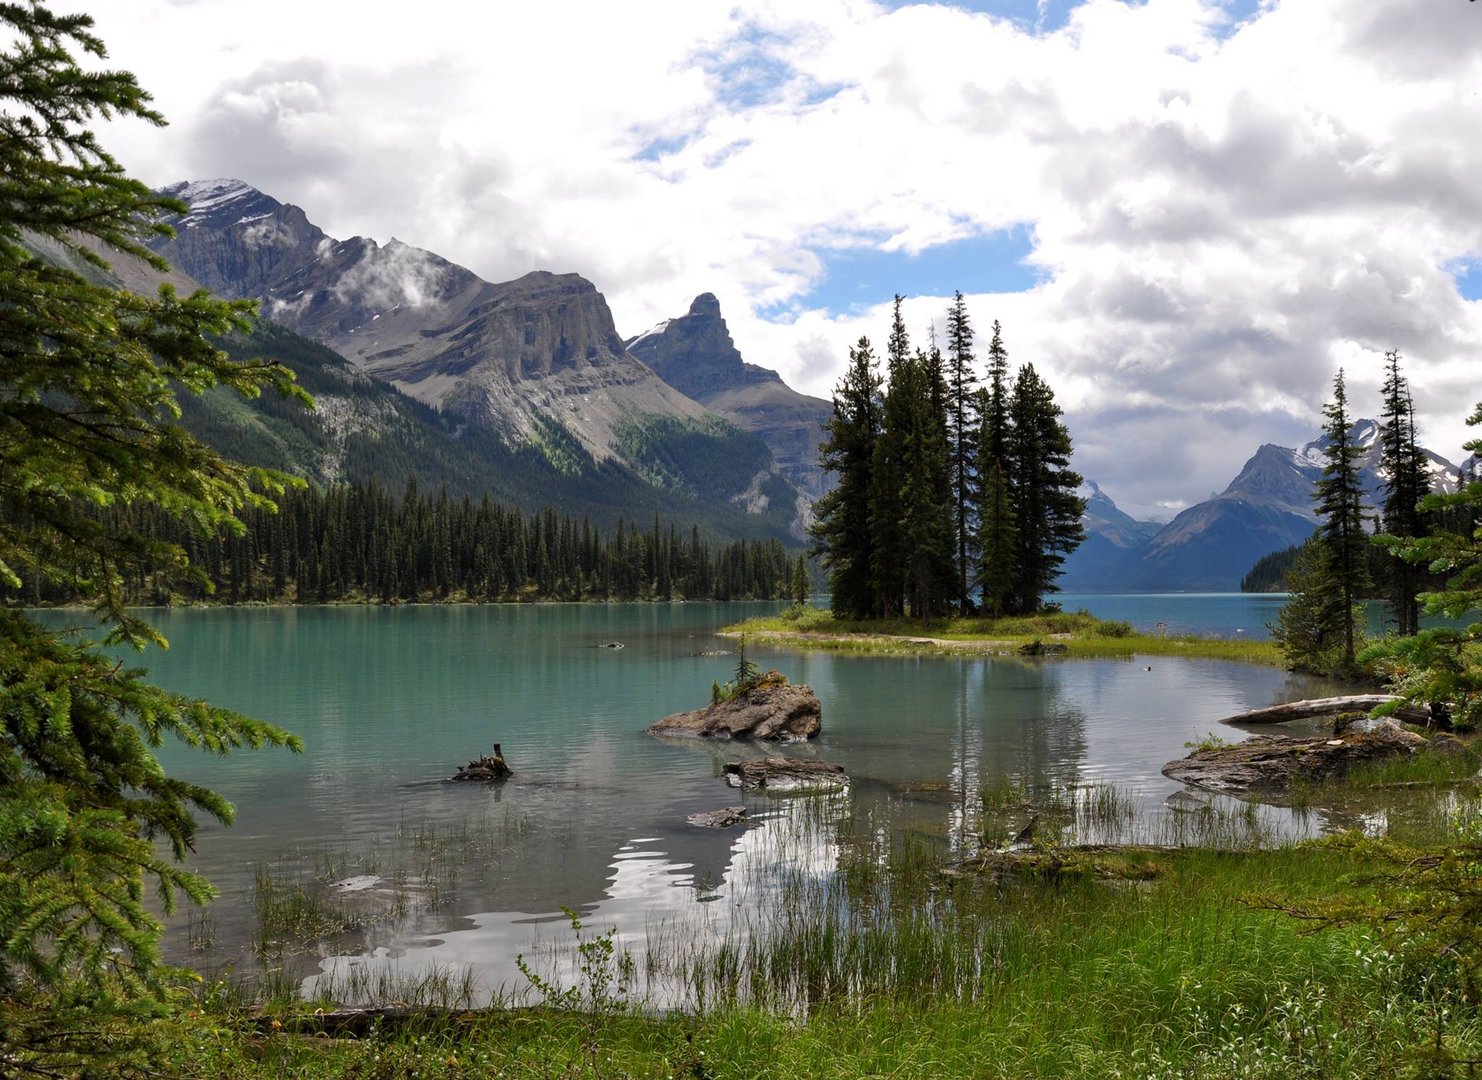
[135,179,828,539]
[1060,420,1466,593]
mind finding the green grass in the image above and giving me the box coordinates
[727,609,1284,665]
[26,835,1474,1078]
[13,752,1482,1077]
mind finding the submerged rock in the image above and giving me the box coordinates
[1161,722,1427,796]
[723,757,847,793]
[648,683,822,741]
[1018,640,1068,656]
[687,806,748,828]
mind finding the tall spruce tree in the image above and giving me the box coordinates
[898,344,956,622]
[0,0,303,1033]
[868,296,912,618]
[1376,349,1431,636]
[1005,363,1085,614]
[975,320,1015,613]
[1295,368,1372,674]
[809,337,882,618]
[945,292,978,611]
[1363,399,1482,728]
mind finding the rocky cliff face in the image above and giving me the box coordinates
[627,294,833,502]
[152,180,709,465]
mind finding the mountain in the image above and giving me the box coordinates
[626,293,833,502]
[146,179,805,538]
[1061,420,1463,593]
[1056,483,1164,592]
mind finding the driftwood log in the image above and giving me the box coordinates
[723,757,847,792]
[1163,722,1429,796]
[1217,695,1431,727]
[451,742,511,782]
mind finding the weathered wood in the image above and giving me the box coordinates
[1217,694,1430,727]
[723,757,847,792]
[1163,722,1428,796]
[451,742,511,782]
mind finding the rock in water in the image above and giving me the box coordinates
[1161,721,1427,796]
[687,806,748,828]
[723,757,847,793]
[648,683,822,741]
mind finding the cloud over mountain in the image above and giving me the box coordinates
[85,0,1482,518]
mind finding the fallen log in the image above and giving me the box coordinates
[1217,694,1431,727]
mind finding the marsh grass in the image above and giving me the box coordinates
[154,757,1482,1077]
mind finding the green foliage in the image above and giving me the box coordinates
[614,414,773,503]
[516,906,631,1016]
[1004,362,1085,614]
[1364,398,1482,730]
[0,0,303,1037]
[809,336,881,619]
[1241,543,1300,593]
[811,302,1083,624]
[1376,349,1433,637]
[1272,538,1364,676]
[790,553,809,607]
[732,635,761,694]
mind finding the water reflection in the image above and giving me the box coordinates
[28,605,1354,1000]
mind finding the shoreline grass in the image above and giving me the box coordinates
[725,608,1285,665]
[13,760,1482,1077]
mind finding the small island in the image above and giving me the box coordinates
[648,643,822,741]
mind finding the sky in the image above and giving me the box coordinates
[62,0,1482,520]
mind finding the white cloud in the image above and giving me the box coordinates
[69,0,1482,516]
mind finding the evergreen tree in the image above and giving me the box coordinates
[1376,349,1431,636]
[975,321,1015,613]
[868,296,913,618]
[894,343,956,623]
[0,0,303,1028]
[1005,364,1085,613]
[1364,399,1482,729]
[1313,368,1372,673]
[809,337,882,618]
[1270,537,1347,675]
[791,553,810,607]
[945,292,978,610]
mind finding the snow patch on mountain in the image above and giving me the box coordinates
[626,319,671,349]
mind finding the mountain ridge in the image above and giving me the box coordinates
[1062,421,1463,593]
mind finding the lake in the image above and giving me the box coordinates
[33,598,1349,1003]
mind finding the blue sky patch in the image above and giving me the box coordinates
[887,0,1075,33]
[783,228,1041,316]
[1450,258,1482,301]
[701,25,798,110]
[634,132,696,163]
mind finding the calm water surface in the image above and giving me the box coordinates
[35,600,1347,1001]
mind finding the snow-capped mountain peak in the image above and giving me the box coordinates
[162,178,278,228]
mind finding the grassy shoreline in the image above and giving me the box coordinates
[723,608,1285,666]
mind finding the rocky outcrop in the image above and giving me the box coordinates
[627,294,833,503]
[1161,722,1427,796]
[647,683,822,741]
[687,806,748,828]
[150,181,710,466]
[723,757,847,792]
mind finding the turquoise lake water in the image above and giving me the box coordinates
[30,599,1351,1002]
